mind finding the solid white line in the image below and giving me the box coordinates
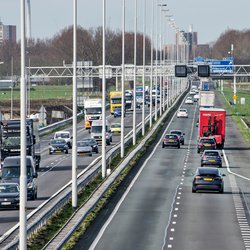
[223,150,250,181]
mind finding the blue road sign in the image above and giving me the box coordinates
[206,59,234,74]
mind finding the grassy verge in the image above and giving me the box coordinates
[217,87,250,145]
[27,110,166,249]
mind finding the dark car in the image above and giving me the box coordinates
[201,150,223,167]
[170,130,185,145]
[162,134,180,148]
[0,183,20,209]
[197,137,216,153]
[82,138,99,154]
[114,107,125,118]
[49,139,69,154]
[192,167,224,193]
[1,156,38,200]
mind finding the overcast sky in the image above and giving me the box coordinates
[0,0,249,44]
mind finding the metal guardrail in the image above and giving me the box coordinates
[0,88,188,249]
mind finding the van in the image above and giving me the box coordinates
[54,131,72,149]
[91,120,112,145]
[0,156,38,200]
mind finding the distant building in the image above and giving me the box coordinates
[0,20,16,44]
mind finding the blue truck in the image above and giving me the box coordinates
[201,82,210,91]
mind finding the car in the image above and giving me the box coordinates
[1,156,38,200]
[77,141,93,156]
[193,94,199,102]
[162,134,180,148]
[54,131,72,148]
[114,107,125,118]
[192,167,224,193]
[110,123,121,133]
[189,90,196,95]
[177,109,188,118]
[185,96,194,104]
[0,183,20,209]
[197,137,216,153]
[82,138,99,154]
[170,130,185,145]
[49,139,69,154]
[201,150,223,167]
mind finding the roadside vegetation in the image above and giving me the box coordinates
[217,83,250,145]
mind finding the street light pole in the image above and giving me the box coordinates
[121,0,125,158]
[72,0,78,208]
[133,0,137,145]
[20,0,27,248]
[10,86,13,119]
[102,0,107,178]
[142,0,146,136]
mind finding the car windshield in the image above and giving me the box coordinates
[2,166,33,178]
[77,141,89,147]
[51,139,65,144]
[85,108,102,114]
[179,109,187,112]
[0,184,19,193]
[55,133,69,139]
[111,124,121,128]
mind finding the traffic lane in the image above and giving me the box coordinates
[90,104,196,250]
[165,181,245,250]
[214,92,250,216]
[0,110,143,236]
[92,147,188,250]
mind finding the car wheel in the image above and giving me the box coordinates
[49,151,52,155]
[162,143,165,148]
[197,150,200,153]
[219,164,222,168]
[178,144,180,149]
[219,187,224,193]
[192,188,196,193]
[89,153,92,156]
[110,137,113,142]
[96,149,99,154]
[107,140,111,146]
[65,150,69,154]
[182,142,184,145]
[31,192,36,201]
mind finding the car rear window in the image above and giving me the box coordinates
[200,139,215,144]
[165,134,178,139]
[198,168,219,176]
[170,131,182,135]
[204,151,219,156]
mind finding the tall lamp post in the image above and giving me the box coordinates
[10,86,13,119]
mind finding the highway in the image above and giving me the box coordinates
[72,91,250,250]
[0,107,150,237]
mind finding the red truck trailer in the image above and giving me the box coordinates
[198,108,226,149]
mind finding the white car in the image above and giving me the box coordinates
[193,94,200,102]
[177,109,188,118]
[185,97,194,104]
[54,131,72,148]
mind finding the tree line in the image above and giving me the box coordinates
[0,26,250,79]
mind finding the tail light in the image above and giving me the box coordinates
[214,177,222,181]
[195,176,202,180]
[211,144,216,147]
[198,143,203,147]
[163,138,167,141]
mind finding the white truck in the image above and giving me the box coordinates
[199,91,215,108]
[84,99,102,130]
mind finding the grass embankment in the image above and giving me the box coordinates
[217,85,250,145]
[27,117,164,250]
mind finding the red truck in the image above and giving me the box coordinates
[198,108,226,149]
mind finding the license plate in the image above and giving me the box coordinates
[169,140,174,142]
[204,178,213,181]
[79,153,86,156]
[209,160,216,162]
[55,150,61,153]
[204,144,211,147]
[1,202,11,205]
